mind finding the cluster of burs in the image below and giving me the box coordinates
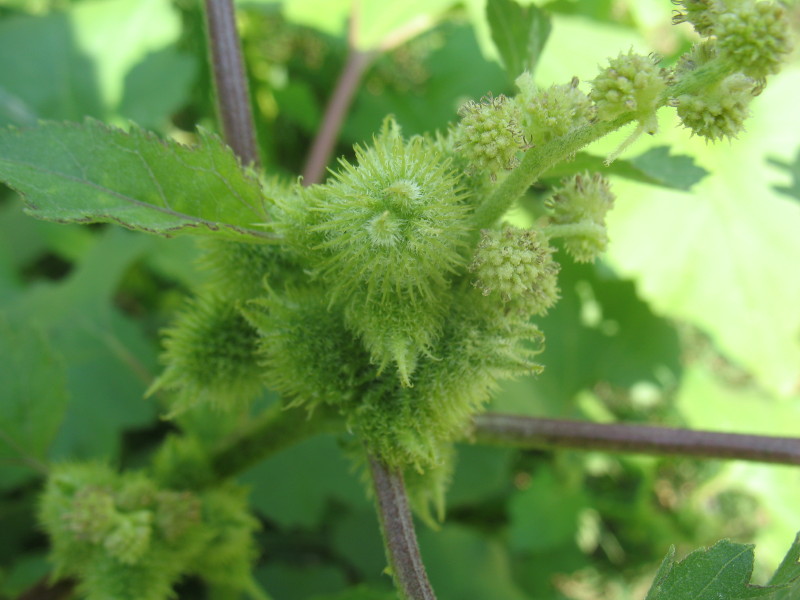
[40,1,791,598]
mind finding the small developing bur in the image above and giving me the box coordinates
[454,94,527,179]
[469,227,560,317]
[515,72,593,146]
[715,0,793,79]
[672,0,716,35]
[590,50,667,129]
[545,172,615,263]
[675,73,756,141]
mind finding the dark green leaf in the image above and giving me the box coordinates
[242,434,368,529]
[541,147,709,191]
[486,0,551,81]
[4,228,158,460]
[118,48,197,129]
[0,314,68,482]
[645,539,776,600]
[0,120,275,241]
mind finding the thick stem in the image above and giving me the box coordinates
[472,413,800,465]
[203,0,260,166]
[210,403,343,481]
[302,48,376,185]
[368,455,437,600]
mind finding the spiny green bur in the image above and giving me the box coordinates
[149,292,264,414]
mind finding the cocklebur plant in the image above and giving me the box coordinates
[0,0,794,598]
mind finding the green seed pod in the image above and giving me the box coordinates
[676,73,756,141]
[351,294,543,471]
[672,0,716,35]
[150,292,264,415]
[715,1,792,79]
[454,94,527,178]
[343,287,447,386]
[242,286,372,409]
[469,227,560,316]
[515,73,593,146]
[545,172,615,262]
[590,50,667,128]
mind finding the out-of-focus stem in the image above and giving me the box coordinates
[203,0,260,166]
[472,413,800,465]
[302,49,376,185]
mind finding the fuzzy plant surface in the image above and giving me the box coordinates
[0,0,795,598]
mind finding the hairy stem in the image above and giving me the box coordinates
[210,403,343,481]
[471,57,736,231]
[472,413,800,465]
[471,113,631,230]
[369,455,437,600]
[203,0,260,166]
[302,48,376,185]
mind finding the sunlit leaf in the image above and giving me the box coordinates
[486,0,551,81]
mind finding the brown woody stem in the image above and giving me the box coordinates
[302,48,375,185]
[203,0,260,166]
[472,413,800,464]
[369,455,437,600]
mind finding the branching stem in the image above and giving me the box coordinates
[472,413,800,465]
[368,454,437,600]
[302,48,376,185]
[203,0,260,166]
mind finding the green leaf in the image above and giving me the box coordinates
[242,434,368,529]
[768,149,800,202]
[606,69,800,396]
[542,147,709,191]
[0,0,188,125]
[0,314,68,484]
[645,539,775,600]
[0,120,275,241]
[4,228,158,460]
[486,0,552,81]
[117,48,197,129]
[766,533,800,599]
[418,524,532,600]
[508,469,586,553]
[345,22,507,142]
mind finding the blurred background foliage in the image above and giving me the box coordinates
[0,0,799,598]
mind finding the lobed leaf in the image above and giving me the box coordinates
[0,120,275,241]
